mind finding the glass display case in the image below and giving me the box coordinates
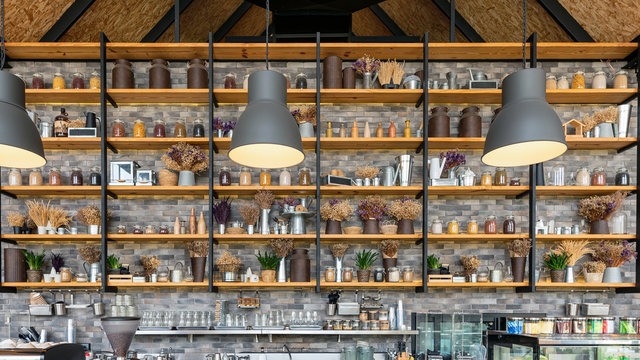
[412,312,485,360]
[488,331,640,360]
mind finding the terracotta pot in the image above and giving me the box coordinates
[382,257,397,281]
[510,257,527,283]
[323,56,342,89]
[191,257,207,282]
[363,219,379,234]
[590,219,610,234]
[397,219,414,234]
[26,269,43,283]
[357,270,371,283]
[262,269,276,283]
[290,249,310,282]
[112,59,134,89]
[342,68,355,89]
[584,272,603,283]
[325,220,342,235]
[550,269,565,283]
[4,248,26,282]
[149,59,171,89]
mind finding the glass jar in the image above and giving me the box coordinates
[219,166,231,186]
[72,72,85,89]
[29,169,43,186]
[555,317,571,334]
[620,317,637,334]
[112,119,126,137]
[373,267,385,282]
[8,168,22,186]
[572,317,587,334]
[260,169,271,186]
[368,310,378,320]
[295,73,308,89]
[479,171,492,186]
[239,167,252,186]
[89,166,101,186]
[524,318,540,335]
[279,168,291,186]
[602,317,615,334]
[132,225,143,234]
[174,120,187,138]
[242,74,250,89]
[613,70,628,89]
[70,167,83,186]
[60,267,72,282]
[591,167,606,186]
[494,168,507,186]
[549,164,565,186]
[193,119,205,137]
[591,71,607,89]
[611,212,627,234]
[540,317,554,335]
[615,167,630,186]
[359,310,368,322]
[342,267,353,282]
[298,167,311,185]
[89,71,100,89]
[503,215,516,234]
[467,219,478,234]
[387,267,400,282]
[76,272,88,282]
[571,71,585,89]
[53,72,65,89]
[447,220,459,234]
[116,225,127,234]
[158,225,169,234]
[284,74,291,89]
[325,266,336,282]
[557,76,569,89]
[49,167,62,186]
[507,317,524,334]
[587,317,603,334]
[485,216,497,234]
[54,108,69,137]
[144,225,156,234]
[342,320,352,330]
[32,73,44,89]
[576,167,590,186]
[402,267,414,282]
[545,75,557,89]
[431,219,443,234]
[153,120,166,138]
[224,73,236,89]
[133,119,146,138]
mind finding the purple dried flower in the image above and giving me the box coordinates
[213,197,233,224]
[440,149,466,171]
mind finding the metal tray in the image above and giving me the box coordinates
[176,326,210,330]
[581,303,610,316]
[29,304,53,316]
[289,325,322,330]
[138,326,175,331]
[214,326,246,330]
[252,326,285,330]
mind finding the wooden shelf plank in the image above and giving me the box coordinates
[428,282,528,287]
[108,186,210,196]
[320,234,422,241]
[108,137,210,150]
[108,234,209,241]
[107,43,209,60]
[26,89,100,104]
[213,137,317,151]
[111,282,209,287]
[1,186,101,196]
[427,234,529,241]
[321,138,423,150]
[5,42,101,59]
[320,281,422,288]
[535,282,635,288]
[320,186,422,196]
[536,186,637,196]
[108,89,208,104]
[537,234,636,241]
[1,234,101,242]
[2,282,101,288]
[428,186,528,196]
[427,89,637,105]
[427,137,638,151]
[42,137,101,150]
[214,281,316,289]
[320,89,421,103]
[214,234,315,242]
[214,186,316,196]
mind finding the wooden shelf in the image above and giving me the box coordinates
[107,89,315,105]
[1,186,101,196]
[428,89,636,105]
[320,186,422,196]
[427,186,528,196]
[320,281,422,288]
[214,281,316,289]
[108,234,209,241]
[214,234,316,242]
[1,234,101,242]
[320,234,422,242]
[428,282,528,287]
[110,281,209,287]
[427,234,529,241]
[42,137,101,150]
[109,137,210,150]
[213,137,317,151]
[536,186,637,196]
[214,186,316,196]
[26,89,100,104]
[2,281,101,288]
[5,42,101,59]
[321,137,423,150]
[426,137,638,151]
[108,186,210,196]
[535,282,636,288]
[537,234,636,241]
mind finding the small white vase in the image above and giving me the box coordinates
[88,225,100,235]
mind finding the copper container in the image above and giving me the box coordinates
[342,67,355,89]
[149,59,171,89]
[323,56,342,89]
[187,59,208,89]
[112,59,134,89]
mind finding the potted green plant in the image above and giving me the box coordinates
[507,238,532,282]
[320,199,354,234]
[552,240,591,283]
[387,196,422,234]
[578,191,627,234]
[592,240,637,283]
[543,251,570,282]
[256,250,280,283]
[161,142,209,186]
[357,195,387,234]
[355,249,378,282]
[187,241,209,283]
[427,254,441,275]
[107,255,121,275]
[23,250,46,282]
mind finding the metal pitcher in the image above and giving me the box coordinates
[259,208,271,235]
[92,292,104,316]
[170,262,184,282]
[383,166,396,186]
[83,262,100,283]
[54,292,66,316]
[490,262,504,283]
[393,155,414,187]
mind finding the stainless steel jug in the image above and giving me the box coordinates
[392,155,414,187]
[170,262,184,282]
[382,166,396,186]
[490,262,504,283]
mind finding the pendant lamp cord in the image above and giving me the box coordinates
[522,0,527,69]
[265,0,269,70]
[1,0,5,70]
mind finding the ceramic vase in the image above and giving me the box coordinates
[178,170,196,186]
[602,267,622,283]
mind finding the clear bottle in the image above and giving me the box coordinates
[326,121,333,137]
[8,168,22,186]
[54,108,69,137]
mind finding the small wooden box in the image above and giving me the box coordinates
[108,274,133,283]
[427,274,453,283]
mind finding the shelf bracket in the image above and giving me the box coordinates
[515,286,532,293]
[415,143,424,153]
[106,141,118,154]
[620,93,638,105]
[617,142,637,154]
[415,94,424,108]
[106,190,118,199]
[0,286,17,294]
[212,93,219,108]
[515,190,530,199]
[0,190,16,199]
[212,142,219,154]
[415,191,423,199]
[0,239,17,245]
[415,286,426,293]
[212,190,219,200]
[106,93,118,108]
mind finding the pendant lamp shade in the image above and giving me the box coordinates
[0,71,46,168]
[482,68,566,167]
[229,70,304,169]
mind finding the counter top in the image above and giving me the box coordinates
[490,331,640,345]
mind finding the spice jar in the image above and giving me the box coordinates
[587,317,603,334]
[494,168,507,186]
[193,119,205,137]
[132,225,143,234]
[613,70,628,89]
[53,72,66,89]
[591,71,607,89]
[116,225,127,234]
[279,168,291,186]
[224,73,237,89]
[545,75,557,89]
[219,166,231,186]
[503,215,516,234]
[510,178,521,186]
[524,318,540,335]
[158,225,169,234]
[239,167,252,186]
[149,59,171,89]
[70,167,83,186]
[144,225,156,234]
[485,215,497,234]
[89,166,101,186]
[467,219,478,234]
[54,108,69,137]
[576,167,590,186]
[507,317,524,334]
[602,317,615,334]
[174,120,186,138]
[342,267,353,282]
[402,267,414,282]
[571,71,585,89]
[591,167,606,186]
[298,167,311,185]
[260,169,271,186]
[133,119,146,138]
[187,59,208,89]
[32,73,44,89]
[620,317,637,334]
[431,219,443,234]
[556,75,569,89]
[72,72,85,89]
[447,220,459,234]
[29,169,43,186]
[112,119,126,137]
[295,73,308,89]
[58,267,72,282]
[571,317,587,334]
[8,168,22,186]
[89,71,100,89]
[49,167,62,186]
[325,266,336,282]
[540,317,554,335]
[481,171,492,186]
[555,317,571,334]
[373,267,385,282]
[615,167,630,186]
[150,119,166,138]
[387,267,400,282]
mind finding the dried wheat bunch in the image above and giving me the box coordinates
[78,245,101,264]
[141,255,161,276]
[330,243,349,258]
[460,255,481,275]
[355,165,381,179]
[216,251,242,272]
[582,261,606,274]
[7,212,26,227]
[26,200,50,227]
[239,204,260,226]
[379,239,399,258]
[48,207,72,229]
[378,61,394,85]
[391,60,405,85]
[508,238,533,257]
[387,196,422,220]
[187,241,210,257]
[269,238,294,258]
[255,190,275,209]
[69,119,86,128]
[552,239,592,266]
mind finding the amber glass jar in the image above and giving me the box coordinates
[447,220,459,234]
[485,215,497,234]
[53,72,65,89]
[29,169,43,186]
[153,120,166,138]
[591,167,606,186]
[49,167,62,186]
[89,71,100,89]
[481,172,492,186]
[70,167,83,186]
[571,71,585,89]
[112,119,125,137]
[239,167,252,186]
[494,168,507,186]
[298,167,311,185]
[260,170,271,186]
[174,120,187,138]
[133,119,146,138]
[54,108,69,137]
[467,219,478,234]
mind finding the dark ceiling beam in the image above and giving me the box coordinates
[537,0,594,42]
[40,0,96,42]
[214,1,253,42]
[431,0,484,42]
[368,4,406,37]
[141,0,194,43]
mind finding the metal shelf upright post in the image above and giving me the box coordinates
[418,32,429,293]
[315,32,322,293]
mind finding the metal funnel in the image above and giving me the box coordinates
[101,317,140,360]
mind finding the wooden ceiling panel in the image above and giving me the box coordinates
[352,8,393,37]
[455,0,572,42]
[6,0,74,41]
[379,0,466,42]
[157,0,244,43]
[559,0,640,42]
[224,5,270,40]
[60,0,174,42]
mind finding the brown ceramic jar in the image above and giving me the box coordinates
[149,59,171,89]
[112,59,134,89]
[428,106,450,137]
[323,56,343,89]
[459,106,482,137]
[290,249,310,282]
[187,59,208,89]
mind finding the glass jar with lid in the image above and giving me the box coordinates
[219,166,231,186]
[503,215,516,234]
[239,167,252,186]
[524,318,540,335]
[72,72,85,89]
[89,166,101,186]
[8,168,22,186]
[431,219,443,234]
[402,267,414,282]
[373,267,385,282]
[174,120,187,138]
[602,317,615,334]
[551,164,565,186]
[325,266,336,282]
[494,168,507,186]
[615,167,630,186]
[342,267,353,282]
[545,75,557,89]
[540,317,554,334]
[158,225,169,234]
[467,219,478,234]
[387,267,400,282]
[193,119,205,137]
[509,178,521,186]
[153,120,166,138]
[573,317,587,334]
[591,71,607,89]
[555,317,571,334]
[298,167,311,185]
[60,267,72,282]
[32,73,44,89]
[224,73,236,89]
[116,225,127,234]
[133,119,146,138]
[620,317,637,334]
[144,225,156,234]
[591,167,606,186]
[49,167,62,186]
[576,167,590,186]
[89,71,100,89]
[260,169,271,186]
[132,225,143,234]
[480,171,492,186]
[614,70,628,89]
[295,73,308,89]
[587,317,603,334]
[447,220,459,234]
[70,167,83,186]
[112,119,126,137]
[557,76,569,89]
[571,71,585,89]
[611,212,627,235]
[54,108,69,137]
[29,169,43,186]
[76,272,88,282]
[279,168,291,186]
[485,215,497,234]
[53,72,65,89]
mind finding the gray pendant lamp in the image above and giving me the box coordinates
[228,0,304,169]
[0,0,46,168]
[481,0,566,167]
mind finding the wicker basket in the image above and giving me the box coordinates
[158,169,178,186]
[343,226,363,235]
[226,227,246,234]
[380,225,398,234]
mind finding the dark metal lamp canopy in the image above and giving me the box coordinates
[481,68,567,167]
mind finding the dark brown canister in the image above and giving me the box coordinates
[428,106,450,137]
[290,248,310,282]
[342,67,355,89]
[149,59,171,89]
[323,56,343,89]
[4,248,26,282]
[187,59,208,89]
[112,59,134,89]
[414,70,424,83]
[459,106,482,137]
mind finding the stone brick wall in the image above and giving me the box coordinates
[0,59,637,359]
